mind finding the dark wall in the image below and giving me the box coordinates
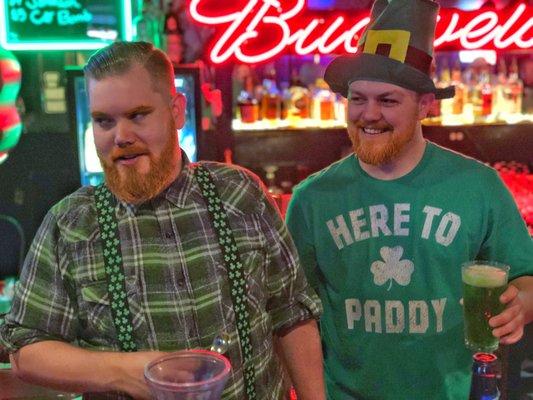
[0,131,79,255]
[0,52,80,254]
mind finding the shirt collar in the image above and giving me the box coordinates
[164,152,197,209]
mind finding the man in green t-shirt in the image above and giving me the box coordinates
[286,0,533,398]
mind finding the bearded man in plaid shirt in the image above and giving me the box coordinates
[0,41,325,400]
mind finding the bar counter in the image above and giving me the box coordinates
[231,122,533,170]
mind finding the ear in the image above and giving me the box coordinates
[170,92,187,129]
[417,92,435,120]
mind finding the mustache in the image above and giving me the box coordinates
[355,121,393,130]
[110,145,149,161]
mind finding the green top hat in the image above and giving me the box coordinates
[324,0,455,99]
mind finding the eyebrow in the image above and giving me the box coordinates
[91,105,154,119]
[90,111,108,119]
[124,105,154,118]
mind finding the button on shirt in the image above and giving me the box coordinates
[0,160,322,400]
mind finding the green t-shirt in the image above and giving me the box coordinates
[286,142,533,400]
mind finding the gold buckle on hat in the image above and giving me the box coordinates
[363,30,411,63]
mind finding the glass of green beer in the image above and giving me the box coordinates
[462,260,509,352]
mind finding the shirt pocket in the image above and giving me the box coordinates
[78,276,148,348]
[232,248,273,357]
[240,248,268,315]
[79,280,114,337]
[78,281,116,345]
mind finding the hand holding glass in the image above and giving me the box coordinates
[462,261,509,352]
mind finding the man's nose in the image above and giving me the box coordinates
[114,120,136,148]
[362,101,382,122]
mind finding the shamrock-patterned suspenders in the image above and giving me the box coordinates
[94,185,137,352]
[194,165,257,400]
[93,168,256,398]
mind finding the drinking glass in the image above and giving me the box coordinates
[462,260,509,352]
[144,350,231,400]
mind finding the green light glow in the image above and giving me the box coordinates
[123,0,133,41]
[0,124,22,152]
[0,83,21,104]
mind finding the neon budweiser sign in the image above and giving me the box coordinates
[188,0,532,64]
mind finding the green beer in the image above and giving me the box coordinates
[462,262,509,352]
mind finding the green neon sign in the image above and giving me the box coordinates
[0,0,133,51]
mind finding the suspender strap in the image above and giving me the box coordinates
[94,185,137,352]
[194,165,257,400]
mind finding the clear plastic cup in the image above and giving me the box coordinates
[144,350,231,400]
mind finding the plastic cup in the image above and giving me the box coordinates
[462,260,509,352]
[144,350,231,400]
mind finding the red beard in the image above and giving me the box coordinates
[348,123,416,166]
[99,124,180,204]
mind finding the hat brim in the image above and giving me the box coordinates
[324,53,455,100]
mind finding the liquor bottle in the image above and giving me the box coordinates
[507,58,523,114]
[439,58,451,83]
[261,75,281,121]
[278,82,288,120]
[479,71,493,117]
[237,76,258,124]
[439,59,453,116]
[461,66,480,123]
[264,165,283,195]
[427,61,441,120]
[451,61,465,115]
[253,83,265,121]
[335,95,348,125]
[468,69,484,119]
[314,79,335,121]
[493,58,508,116]
[469,353,500,400]
[288,70,311,121]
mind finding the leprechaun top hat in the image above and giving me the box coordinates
[324,0,455,99]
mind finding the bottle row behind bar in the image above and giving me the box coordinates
[232,55,531,131]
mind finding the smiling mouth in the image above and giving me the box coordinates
[361,127,390,135]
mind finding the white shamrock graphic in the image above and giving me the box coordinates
[370,246,414,290]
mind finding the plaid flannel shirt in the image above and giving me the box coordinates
[0,160,322,399]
